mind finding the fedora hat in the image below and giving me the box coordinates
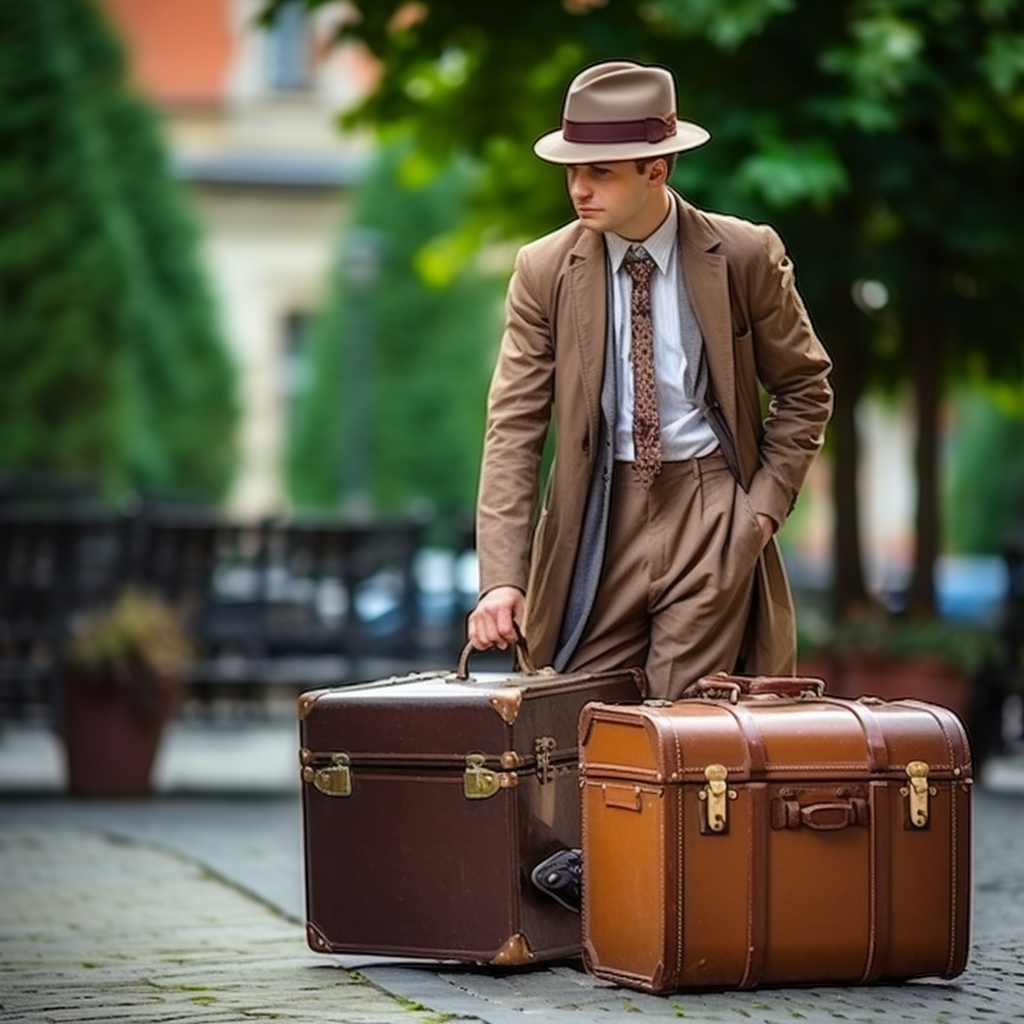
[533,61,710,165]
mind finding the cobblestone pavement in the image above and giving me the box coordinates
[2,714,1024,1023]
[2,789,1024,1023]
[0,822,443,1024]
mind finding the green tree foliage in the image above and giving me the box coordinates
[0,0,237,503]
[0,1,131,488]
[287,138,502,521]
[946,391,1024,554]
[268,0,1024,615]
[102,91,238,502]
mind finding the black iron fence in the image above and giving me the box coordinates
[0,498,477,716]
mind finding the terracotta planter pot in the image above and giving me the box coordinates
[828,654,972,721]
[61,678,179,797]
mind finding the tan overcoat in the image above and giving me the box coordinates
[476,192,833,673]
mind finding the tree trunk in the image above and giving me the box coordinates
[905,313,941,618]
[829,300,871,620]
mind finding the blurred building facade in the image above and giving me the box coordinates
[99,0,375,516]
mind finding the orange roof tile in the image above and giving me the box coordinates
[99,0,232,105]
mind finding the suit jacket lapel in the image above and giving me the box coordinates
[675,194,738,446]
[567,228,607,445]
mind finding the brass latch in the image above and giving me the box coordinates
[903,760,935,828]
[464,753,501,800]
[699,763,736,833]
[534,736,556,785]
[303,753,352,797]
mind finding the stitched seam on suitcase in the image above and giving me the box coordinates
[720,702,767,988]
[885,700,968,978]
[657,761,963,776]
[860,782,891,983]
[664,762,958,774]
[913,703,964,977]
[760,762,957,773]
[674,730,684,990]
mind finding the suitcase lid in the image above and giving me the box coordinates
[298,662,643,768]
[579,674,973,787]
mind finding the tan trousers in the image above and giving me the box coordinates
[565,452,763,700]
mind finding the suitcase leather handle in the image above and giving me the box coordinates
[685,672,826,703]
[600,783,644,812]
[456,623,536,679]
[771,797,870,831]
[746,676,826,698]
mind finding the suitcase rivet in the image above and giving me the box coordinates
[501,750,524,771]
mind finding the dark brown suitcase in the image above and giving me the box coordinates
[298,646,643,965]
[579,673,973,992]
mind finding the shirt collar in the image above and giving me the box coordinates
[605,204,678,275]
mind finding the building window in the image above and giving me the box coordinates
[266,1,311,92]
[282,310,311,428]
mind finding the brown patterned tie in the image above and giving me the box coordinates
[625,247,661,487]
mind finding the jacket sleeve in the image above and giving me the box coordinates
[475,245,556,596]
[743,224,833,528]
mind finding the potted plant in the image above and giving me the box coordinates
[60,587,192,796]
[803,612,996,721]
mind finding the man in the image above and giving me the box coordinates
[468,60,832,706]
[468,59,832,912]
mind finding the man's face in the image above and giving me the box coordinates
[565,160,659,239]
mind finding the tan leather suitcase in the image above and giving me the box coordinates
[298,645,643,965]
[579,673,973,992]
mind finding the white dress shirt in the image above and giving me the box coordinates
[605,210,719,463]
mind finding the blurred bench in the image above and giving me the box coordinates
[0,507,128,715]
[0,497,454,717]
[139,511,431,705]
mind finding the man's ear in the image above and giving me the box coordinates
[648,157,669,186]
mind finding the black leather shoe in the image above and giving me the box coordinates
[530,848,582,913]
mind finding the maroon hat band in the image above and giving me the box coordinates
[562,112,677,145]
